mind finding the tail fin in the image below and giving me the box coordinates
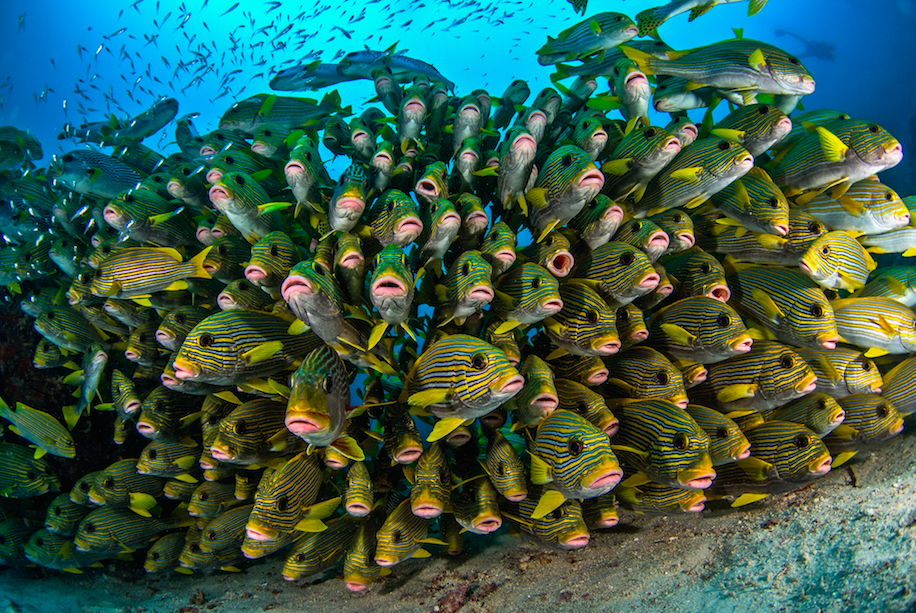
[619,45,656,75]
[189,245,213,279]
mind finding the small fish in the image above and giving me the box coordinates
[281,515,359,581]
[712,103,792,157]
[684,404,750,465]
[0,441,60,497]
[798,231,876,292]
[648,296,753,364]
[526,145,605,242]
[767,393,846,438]
[74,506,188,554]
[0,397,75,458]
[408,442,451,519]
[87,458,164,517]
[572,241,660,308]
[374,499,436,567]
[500,485,590,550]
[823,394,904,456]
[604,346,688,408]
[831,297,916,357]
[543,280,621,358]
[617,481,707,514]
[537,13,637,65]
[44,493,92,536]
[794,348,883,398]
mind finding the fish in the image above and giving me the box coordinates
[707,166,789,236]
[600,124,681,203]
[198,504,255,554]
[368,245,416,345]
[604,346,688,408]
[45,493,92,536]
[510,355,559,429]
[612,218,670,263]
[711,103,792,157]
[136,439,201,479]
[431,250,494,326]
[519,231,575,278]
[0,442,60,497]
[492,80,530,130]
[155,306,212,352]
[244,232,301,295]
[329,164,371,233]
[0,397,75,458]
[281,515,359,581]
[537,13,637,65]
[342,461,374,517]
[617,481,707,514]
[416,198,461,269]
[342,513,387,591]
[831,297,916,357]
[405,334,524,441]
[858,226,916,258]
[365,189,424,248]
[708,421,831,506]
[543,280,621,358]
[144,532,184,573]
[728,264,838,349]
[187,481,239,519]
[555,379,619,436]
[480,221,517,277]
[567,194,625,250]
[89,246,211,298]
[492,263,563,332]
[767,393,846,438]
[208,171,285,244]
[135,385,203,442]
[572,241,660,308]
[632,136,755,219]
[408,442,451,519]
[373,498,438,567]
[51,150,141,199]
[526,145,605,242]
[794,348,883,398]
[209,398,298,465]
[269,62,359,92]
[87,458,163,517]
[691,340,818,414]
[684,404,750,465]
[636,0,769,38]
[823,394,904,456]
[798,231,876,292]
[219,91,348,135]
[74,506,189,554]
[648,296,753,363]
[454,475,502,535]
[285,136,331,213]
[500,485,590,550]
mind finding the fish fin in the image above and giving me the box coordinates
[660,323,697,346]
[241,340,284,364]
[62,370,85,385]
[172,455,198,470]
[530,489,567,520]
[545,347,568,360]
[221,566,242,573]
[620,471,651,488]
[62,405,80,431]
[213,391,243,404]
[179,411,204,427]
[748,0,768,15]
[609,444,649,457]
[710,129,745,143]
[175,473,198,483]
[267,429,289,452]
[294,518,329,533]
[61,568,84,574]
[516,193,528,216]
[366,321,388,351]
[526,187,548,212]
[903,248,916,258]
[493,319,521,335]
[33,447,47,460]
[601,158,632,176]
[528,453,553,485]
[128,492,158,517]
[830,424,860,441]
[683,194,709,210]
[257,201,292,216]
[618,45,654,75]
[631,183,648,203]
[815,127,848,162]
[876,315,899,339]
[411,548,431,559]
[724,410,757,419]
[830,450,857,468]
[163,280,189,291]
[605,377,637,396]
[755,233,787,249]
[472,166,498,177]
[750,287,784,322]
[330,436,365,461]
[408,388,450,409]
[542,317,567,338]
[287,319,310,335]
[716,383,757,403]
[735,456,774,481]
[301,496,340,521]
[731,493,769,507]
[747,48,767,72]
[836,195,866,217]
[427,417,466,442]
[174,567,194,575]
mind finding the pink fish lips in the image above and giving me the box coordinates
[577,168,605,192]
[285,412,329,436]
[371,275,407,297]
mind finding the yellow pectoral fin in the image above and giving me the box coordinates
[241,340,284,364]
[830,450,858,468]
[660,323,697,346]
[128,492,158,517]
[736,456,774,481]
[732,493,769,507]
[427,417,467,442]
[408,388,450,409]
[620,471,651,488]
[669,167,704,184]
[331,435,365,461]
[609,444,649,457]
[301,496,340,520]
[530,489,567,520]
[717,383,758,403]
[528,453,553,485]
[816,127,848,162]
[294,518,329,533]
[411,548,431,559]
[601,158,632,176]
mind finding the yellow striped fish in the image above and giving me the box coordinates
[601,125,681,204]
[408,442,452,519]
[572,241,659,308]
[0,442,60,498]
[799,231,876,291]
[343,513,386,592]
[89,246,211,298]
[708,166,789,236]
[342,460,374,517]
[831,297,916,357]
[0,398,75,459]
[198,504,254,554]
[662,249,730,302]
[617,481,707,514]
[374,498,437,567]
[500,485,590,550]
[794,347,883,398]
[799,179,909,236]
[543,280,621,358]
[881,356,916,417]
[454,475,502,535]
[548,353,609,387]
[554,379,619,436]
[281,515,359,581]
[509,355,558,429]
[88,458,163,517]
[481,430,528,502]
[712,103,792,157]
[647,296,752,363]
[684,404,750,465]
[143,532,185,573]
[210,398,301,465]
[824,394,904,455]
[137,439,201,479]
[44,493,92,537]
[767,393,846,438]
[187,481,239,519]
[605,346,688,408]
[74,506,188,554]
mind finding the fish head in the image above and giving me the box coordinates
[285,346,348,441]
[675,450,716,490]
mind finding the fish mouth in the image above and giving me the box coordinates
[136,421,157,437]
[412,502,444,519]
[160,373,181,389]
[891,417,904,435]
[351,130,371,145]
[884,142,903,164]
[532,393,559,412]
[798,374,818,393]
[774,116,793,138]
[810,454,832,474]
[587,368,609,386]
[202,260,218,274]
[799,76,816,94]
[688,366,708,384]
[374,556,395,567]
[394,217,423,242]
[205,169,223,184]
[684,496,707,513]
[664,137,683,152]
[798,260,812,275]
[346,501,371,517]
[548,252,574,277]
[734,155,755,172]
[210,227,226,239]
[576,168,605,191]
[672,397,689,410]
[334,196,365,216]
[465,210,489,233]
[625,71,648,90]
[639,273,660,289]
[655,282,674,298]
[371,275,407,297]
[345,581,369,592]
[210,445,233,461]
[200,146,217,157]
[541,299,564,315]
[513,133,538,153]
[438,211,462,230]
[374,150,394,166]
[492,248,516,266]
[591,338,621,355]
[708,285,730,302]
[772,224,789,237]
[601,418,620,437]
[474,516,502,533]
[124,399,142,415]
[171,357,201,381]
[245,525,278,542]
[338,252,364,269]
[647,231,669,250]
[405,99,425,114]
[460,104,481,120]
[468,285,495,302]
[394,445,423,464]
[216,293,238,310]
[734,442,751,460]
[481,409,507,430]
[496,374,526,397]
[678,461,716,490]
[208,185,230,206]
[285,412,330,435]
[627,328,649,342]
[281,275,315,302]
[560,533,590,549]
[504,490,527,502]
[124,349,140,361]
[284,160,305,178]
[102,206,123,227]
[415,179,440,199]
[250,142,267,154]
[731,336,754,353]
[244,264,269,284]
[819,334,839,350]
[445,429,472,447]
[678,232,695,249]
[585,465,623,491]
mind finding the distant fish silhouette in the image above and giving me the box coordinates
[566,0,588,15]
[774,29,836,62]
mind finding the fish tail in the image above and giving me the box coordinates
[189,245,213,279]
[619,45,656,75]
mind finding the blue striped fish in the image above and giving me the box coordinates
[604,346,688,408]
[636,0,769,38]
[519,230,575,277]
[632,136,754,218]
[684,404,750,465]
[601,125,681,203]
[618,480,707,514]
[529,409,622,519]
[343,513,387,591]
[831,297,916,357]
[281,516,360,581]
[198,504,255,554]
[480,221,517,276]
[509,355,558,429]
[554,379,619,436]
[568,194,625,250]
[433,250,494,327]
[662,249,730,302]
[500,485,590,550]
[74,506,188,554]
[708,166,789,236]
[208,170,284,243]
[143,532,185,573]
[44,493,92,537]
[649,208,696,254]
[454,475,502,535]
[580,491,619,528]
[482,430,528,503]
[800,180,909,236]
[329,164,370,233]
[548,353,609,387]
[409,442,452,519]
[210,398,301,465]
[767,393,846,438]
[89,246,212,298]
[187,481,239,519]
[0,398,75,459]
[0,442,60,498]
[824,394,904,456]
[244,231,300,294]
[859,226,916,258]
[543,280,621,358]
[858,266,916,307]
[712,103,792,157]
[694,209,828,266]
[648,296,752,363]
[880,356,916,416]
[366,189,423,248]
[24,529,112,573]
[88,458,164,516]
[612,218,670,263]
[374,498,437,567]
[612,399,714,490]
[794,348,883,398]
[342,460,374,517]
[728,265,838,350]
[537,12,637,64]
[33,306,109,353]
[526,145,605,242]
[492,263,563,333]
[137,439,201,479]
[799,231,876,291]
[368,244,415,345]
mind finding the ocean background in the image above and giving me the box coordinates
[0,0,913,194]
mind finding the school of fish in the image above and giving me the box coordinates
[1,0,914,593]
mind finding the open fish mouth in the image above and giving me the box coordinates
[474,516,502,533]
[678,232,695,249]
[394,217,423,240]
[345,581,369,592]
[685,496,707,512]
[811,455,832,474]
[731,336,754,353]
[394,445,423,464]
[541,299,564,315]
[351,130,371,145]
[205,169,224,184]
[513,133,538,153]
[404,99,426,115]
[216,293,238,309]
[250,142,268,154]
[465,210,489,232]
[577,168,605,191]
[468,285,495,302]
[492,248,516,266]
[244,265,269,283]
[280,276,315,302]
[415,179,440,199]
[245,525,278,542]
[102,206,123,226]
[532,393,559,412]
[771,223,789,236]
[374,150,394,166]
[334,196,365,215]
[665,136,683,152]
[199,146,217,157]
[208,185,230,205]
[338,252,365,268]
[625,71,649,89]
[372,275,407,297]
[588,367,609,386]
[445,429,472,447]
[708,284,731,302]
[284,160,305,177]
[412,502,444,519]
[639,272,661,288]
[135,421,157,436]
[548,252,574,277]
[374,556,396,567]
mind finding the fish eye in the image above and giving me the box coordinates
[313,262,326,276]
[80,482,90,491]
[322,374,333,393]
[263,130,272,137]
[672,213,682,222]
[102,245,112,253]
[780,355,794,369]
[630,221,640,234]
[125,193,135,203]
[199,492,209,501]
[788,57,799,65]
[462,262,470,276]
[236,421,248,435]
[551,508,563,520]
[199,333,214,347]
[673,433,688,450]
[148,449,158,460]
[644,128,657,139]
[138,333,147,344]
[46,311,55,320]
[104,478,114,488]
[545,235,554,246]
[295,553,306,562]
[53,505,63,516]
[567,438,584,456]
[561,154,572,167]
[810,304,824,317]
[174,313,185,324]
[150,551,160,560]
[238,281,250,290]
[860,359,872,372]
[531,277,541,289]
[470,353,488,370]
[808,222,822,234]
[587,310,599,324]
[207,530,217,540]
[717,140,731,151]
[885,192,893,201]
[613,15,621,21]
[495,463,504,477]
[190,543,201,553]
[619,252,635,266]
[62,154,74,163]
[716,427,729,439]
[27,471,36,479]
[306,151,313,161]
[234,174,244,186]
[575,402,588,416]
[617,308,629,322]
[758,105,770,114]
[277,495,289,511]
[654,371,669,384]
[793,434,808,448]
[85,523,95,534]
[182,166,191,176]
[716,313,730,328]
[868,125,880,134]
[767,197,779,207]
[225,155,235,164]
[877,404,889,418]
[269,245,279,257]
[821,246,830,255]
[386,198,394,212]
[393,530,402,543]
[700,263,711,274]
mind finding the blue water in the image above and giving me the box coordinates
[0,0,912,192]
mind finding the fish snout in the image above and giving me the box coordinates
[205,169,223,184]
[884,142,904,163]
[560,532,590,549]
[371,275,408,297]
[171,357,200,381]
[576,168,605,192]
[245,525,277,542]
[285,412,329,436]
[772,223,789,237]
[439,210,462,230]
[708,284,731,302]
[394,216,423,242]
[541,298,564,315]
[813,455,832,474]
[465,210,489,233]
[677,232,695,249]
[775,116,793,137]
[412,502,444,519]
[531,393,559,413]
[414,179,440,200]
[135,421,157,437]
[588,367,609,386]
[280,275,315,303]
[492,248,517,267]
[594,338,622,355]
[735,442,751,460]
[731,336,754,353]
[497,374,526,397]
[346,501,371,517]
[468,285,495,303]
[244,265,270,284]
[686,497,707,513]
[548,251,574,277]
[664,136,683,152]
[394,445,423,465]
[639,272,660,289]
[474,516,502,533]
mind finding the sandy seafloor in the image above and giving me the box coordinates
[1,428,914,613]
